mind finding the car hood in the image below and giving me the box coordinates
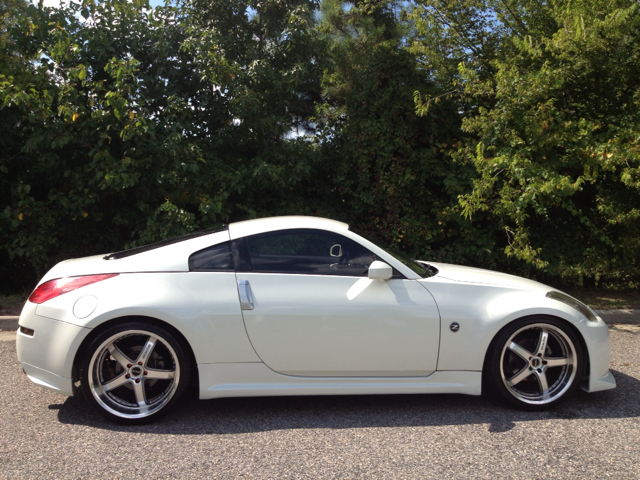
[417,261,549,292]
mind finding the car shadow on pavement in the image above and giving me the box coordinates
[54,369,639,435]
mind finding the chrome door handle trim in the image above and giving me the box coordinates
[237,279,254,310]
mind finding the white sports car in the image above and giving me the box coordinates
[16,216,615,424]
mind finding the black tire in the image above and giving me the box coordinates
[485,316,584,410]
[80,322,191,424]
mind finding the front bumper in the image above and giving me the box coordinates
[580,315,616,392]
[16,302,91,397]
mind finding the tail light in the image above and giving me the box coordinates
[29,274,119,304]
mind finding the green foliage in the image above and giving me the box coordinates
[456,0,640,284]
[1,0,214,281]
[409,0,640,285]
[0,0,326,289]
[315,0,498,264]
[1,0,639,291]
[0,292,28,315]
[178,0,326,219]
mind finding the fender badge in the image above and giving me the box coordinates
[450,322,460,332]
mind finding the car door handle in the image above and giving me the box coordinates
[237,279,254,310]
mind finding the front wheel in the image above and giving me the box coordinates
[485,317,584,410]
[80,322,190,424]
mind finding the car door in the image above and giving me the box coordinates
[235,229,441,377]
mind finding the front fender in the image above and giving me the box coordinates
[419,278,607,377]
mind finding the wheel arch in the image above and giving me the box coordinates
[481,313,590,392]
[72,315,199,389]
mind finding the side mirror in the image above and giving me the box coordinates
[368,260,392,280]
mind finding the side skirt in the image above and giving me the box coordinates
[198,363,482,400]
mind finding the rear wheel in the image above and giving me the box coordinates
[80,322,190,424]
[486,317,583,410]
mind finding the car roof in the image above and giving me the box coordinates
[229,216,349,240]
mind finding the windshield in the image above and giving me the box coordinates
[349,227,437,278]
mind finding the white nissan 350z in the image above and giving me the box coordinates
[16,216,615,424]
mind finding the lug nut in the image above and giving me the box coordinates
[125,374,130,379]
[127,364,132,368]
[135,378,140,383]
[143,371,148,376]
[138,362,143,366]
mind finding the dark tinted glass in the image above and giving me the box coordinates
[104,225,228,260]
[189,242,233,271]
[245,229,375,276]
[349,227,437,278]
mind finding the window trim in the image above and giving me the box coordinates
[105,225,228,260]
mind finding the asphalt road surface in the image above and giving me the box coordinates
[1,325,639,479]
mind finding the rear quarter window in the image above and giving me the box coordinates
[189,242,233,271]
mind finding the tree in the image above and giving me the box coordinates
[0,0,34,290]
[316,0,495,264]
[0,0,221,283]
[413,0,640,285]
[4,0,639,292]
[0,0,329,288]
[179,0,327,220]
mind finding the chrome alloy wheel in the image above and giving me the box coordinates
[87,329,180,420]
[499,323,578,405]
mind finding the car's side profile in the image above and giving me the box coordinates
[16,216,615,424]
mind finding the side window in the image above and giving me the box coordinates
[244,229,375,276]
[189,241,233,271]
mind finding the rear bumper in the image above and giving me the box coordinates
[21,362,75,397]
[16,301,91,397]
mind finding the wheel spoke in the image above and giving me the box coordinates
[132,380,147,407]
[145,368,175,380]
[546,356,569,367]
[508,342,532,361]
[534,370,550,401]
[107,343,133,368]
[135,336,157,367]
[535,330,549,356]
[507,366,533,387]
[103,373,129,392]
